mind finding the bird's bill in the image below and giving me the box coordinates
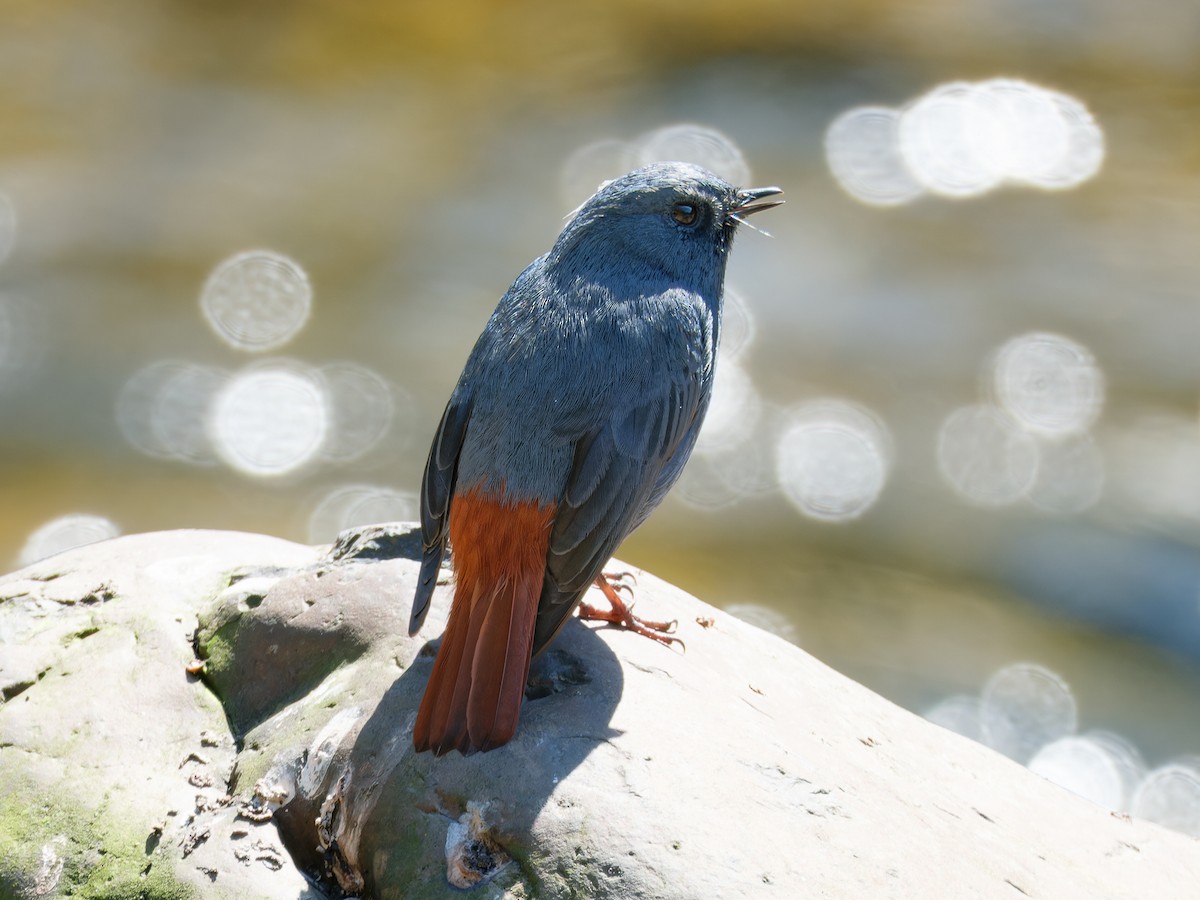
[733,186,785,216]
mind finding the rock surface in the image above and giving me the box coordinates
[1,525,1197,898]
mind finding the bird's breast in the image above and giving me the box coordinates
[454,283,715,502]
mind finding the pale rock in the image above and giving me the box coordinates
[1,525,1198,899]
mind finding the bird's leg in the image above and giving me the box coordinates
[577,571,684,650]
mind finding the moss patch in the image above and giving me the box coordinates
[195,613,240,694]
[196,599,368,738]
[0,781,196,900]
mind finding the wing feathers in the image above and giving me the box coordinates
[410,395,472,635]
[531,370,706,657]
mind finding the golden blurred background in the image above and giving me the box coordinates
[4,0,1200,823]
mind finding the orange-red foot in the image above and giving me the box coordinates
[578,572,684,650]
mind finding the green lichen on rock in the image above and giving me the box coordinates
[0,781,196,900]
[195,610,240,690]
[195,582,369,738]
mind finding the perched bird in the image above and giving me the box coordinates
[409,161,782,755]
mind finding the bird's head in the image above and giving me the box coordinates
[551,162,783,293]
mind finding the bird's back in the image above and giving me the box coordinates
[454,262,719,512]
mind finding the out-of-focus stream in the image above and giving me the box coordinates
[4,1,1200,832]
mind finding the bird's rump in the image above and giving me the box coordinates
[411,487,554,755]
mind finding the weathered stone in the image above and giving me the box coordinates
[0,531,321,899]
[2,525,1199,899]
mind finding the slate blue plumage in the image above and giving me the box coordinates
[409,161,782,754]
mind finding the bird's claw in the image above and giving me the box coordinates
[602,569,638,600]
[578,572,685,651]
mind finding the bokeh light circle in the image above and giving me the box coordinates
[200,250,312,352]
[635,124,751,186]
[1031,90,1106,189]
[675,439,775,510]
[991,332,1104,436]
[116,360,226,463]
[825,106,925,206]
[775,400,892,522]
[152,362,226,463]
[890,79,1103,198]
[318,362,398,464]
[1027,435,1104,515]
[209,361,329,477]
[1131,763,1200,837]
[923,694,984,743]
[899,82,1004,198]
[967,79,1072,185]
[19,514,120,567]
[307,484,417,544]
[720,285,757,362]
[937,404,1040,506]
[695,361,761,456]
[979,662,1078,764]
[1084,729,1146,811]
[1028,735,1125,809]
[559,138,638,206]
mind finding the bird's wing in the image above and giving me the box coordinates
[409,392,473,634]
[532,371,705,655]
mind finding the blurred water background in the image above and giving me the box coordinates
[3,1,1200,831]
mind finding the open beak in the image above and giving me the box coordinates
[733,185,785,217]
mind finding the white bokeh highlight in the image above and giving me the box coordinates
[19,514,120,567]
[116,361,227,464]
[980,662,1078,764]
[559,123,752,206]
[209,362,329,477]
[720,286,757,362]
[921,664,1198,830]
[900,82,1006,198]
[937,403,1040,507]
[694,360,761,456]
[1131,763,1200,837]
[307,484,417,544]
[939,332,1106,512]
[826,106,926,206]
[826,79,1104,205]
[923,694,985,743]
[201,250,313,352]
[152,363,229,464]
[559,139,639,206]
[318,362,400,464]
[1027,434,1105,514]
[674,438,776,510]
[1028,735,1125,809]
[1023,89,1106,190]
[775,400,893,522]
[636,123,751,187]
[1084,729,1147,810]
[991,332,1104,437]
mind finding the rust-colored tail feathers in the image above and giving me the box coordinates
[412,489,554,755]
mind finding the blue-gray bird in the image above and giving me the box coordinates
[409,161,782,755]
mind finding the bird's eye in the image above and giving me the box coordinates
[671,202,700,226]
